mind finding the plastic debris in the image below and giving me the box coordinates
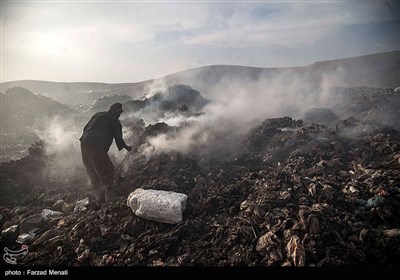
[127,188,187,224]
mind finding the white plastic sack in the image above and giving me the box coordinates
[127,188,187,224]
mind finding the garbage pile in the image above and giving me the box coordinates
[1,89,400,267]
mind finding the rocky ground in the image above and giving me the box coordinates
[1,86,400,268]
[1,114,400,267]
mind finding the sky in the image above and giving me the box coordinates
[1,0,399,83]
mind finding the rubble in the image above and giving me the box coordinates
[1,87,400,267]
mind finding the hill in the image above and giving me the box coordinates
[0,87,79,161]
[1,87,77,135]
[1,51,399,105]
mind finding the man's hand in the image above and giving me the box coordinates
[125,145,132,152]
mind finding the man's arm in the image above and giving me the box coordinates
[111,118,132,151]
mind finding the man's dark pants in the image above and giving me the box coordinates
[80,141,114,201]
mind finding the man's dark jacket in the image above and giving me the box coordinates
[79,111,127,151]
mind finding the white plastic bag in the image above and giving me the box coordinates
[127,188,187,224]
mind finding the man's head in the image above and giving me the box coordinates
[109,102,123,118]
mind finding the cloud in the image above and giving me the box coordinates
[184,25,333,48]
[2,1,398,82]
[184,1,399,48]
[5,1,394,52]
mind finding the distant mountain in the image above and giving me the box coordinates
[0,87,77,142]
[163,51,400,96]
[1,51,399,105]
[0,81,147,105]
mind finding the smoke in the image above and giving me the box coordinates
[136,68,349,159]
[139,126,198,156]
[34,115,86,184]
[28,64,395,174]
[143,78,169,99]
[37,116,81,155]
[9,61,395,189]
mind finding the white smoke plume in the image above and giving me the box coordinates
[143,78,169,99]
[136,68,351,158]
[34,115,86,182]
[37,116,81,155]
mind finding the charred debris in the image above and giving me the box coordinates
[1,85,399,266]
